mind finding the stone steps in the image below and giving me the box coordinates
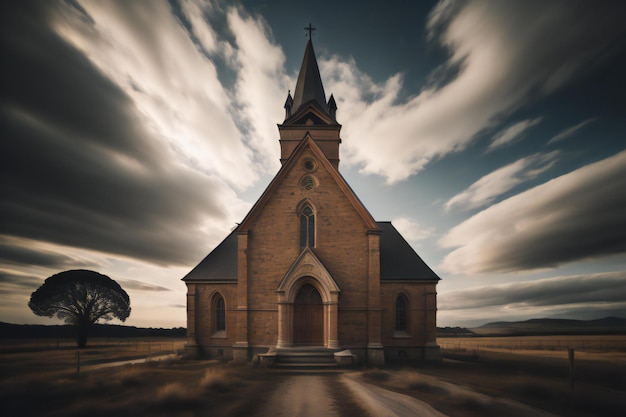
[272,348,339,369]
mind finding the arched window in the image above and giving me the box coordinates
[214,293,225,332]
[299,205,315,250]
[395,293,408,331]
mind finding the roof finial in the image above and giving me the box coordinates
[304,22,316,40]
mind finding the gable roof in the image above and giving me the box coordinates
[377,222,440,281]
[182,222,440,283]
[182,231,237,282]
[237,134,378,231]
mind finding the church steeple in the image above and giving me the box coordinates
[291,39,327,113]
[278,29,342,169]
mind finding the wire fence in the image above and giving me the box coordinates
[0,337,188,377]
[0,338,187,353]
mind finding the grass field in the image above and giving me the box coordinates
[1,336,625,416]
[438,335,626,362]
[0,337,187,379]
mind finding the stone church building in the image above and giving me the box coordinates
[183,38,440,365]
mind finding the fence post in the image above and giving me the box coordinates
[568,347,575,391]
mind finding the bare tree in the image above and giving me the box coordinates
[29,270,131,348]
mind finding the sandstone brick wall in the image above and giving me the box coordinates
[380,282,438,347]
[246,147,371,347]
[191,283,238,347]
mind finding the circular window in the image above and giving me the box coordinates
[303,158,317,172]
[301,175,316,190]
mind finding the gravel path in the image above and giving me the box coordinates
[251,372,450,417]
[253,374,342,417]
[341,374,449,417]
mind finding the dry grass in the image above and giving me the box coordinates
[0,338,286,417]
[402,372,448,395]
[113,364,145,387]
[438,335,626,361]
[199,366,240,392]
[3,337,626,416]
[360,368,391,381]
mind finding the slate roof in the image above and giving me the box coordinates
[182,222,439,282]
[291,39,327,113]
[377,222,440,281]
[182,231,238,282]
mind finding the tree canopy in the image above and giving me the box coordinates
[29,269,131,347]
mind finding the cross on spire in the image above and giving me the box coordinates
[304,23,316,39]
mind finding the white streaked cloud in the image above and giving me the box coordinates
[439,150,626,274]
[439,271,626,311]
[392,217,435,242]
[54,0,284,189]
[487,117,542,152]
[438,271,626,326]
[547,117,598,145]
[227,8,292,171]
[444,151,558,212]
[322,0,626,183]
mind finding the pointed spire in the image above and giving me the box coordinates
[292,39,327,113]
[284,90,293,119]
[327,94,337,119]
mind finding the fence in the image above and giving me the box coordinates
[0,337,188,379]
[437,335,626,355]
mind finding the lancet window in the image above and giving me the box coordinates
[214,293,225,332]
[299,204,315,250]
[395,293,408,331]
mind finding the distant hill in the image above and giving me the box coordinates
[471,317,626,336]
[0,322,186,339]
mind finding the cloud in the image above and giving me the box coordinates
[444,151,558,211]
[392,217,434,242]
[439,271,626,311]
[53,0,261,188]
[117,279,172,292]
[227,8,292,170]
[440,150,626,274]
[0,237,89,269]
[487,117,542,152]
[323,0,626,183]
[547,117,598,145]
[1,2,273,267]
[0,270,42,293]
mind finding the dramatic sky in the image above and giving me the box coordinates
[2,0,625,328]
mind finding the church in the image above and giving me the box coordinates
[183,35,440,365]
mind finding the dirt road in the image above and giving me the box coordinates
[252,372,449,417]
[253,374,342,417]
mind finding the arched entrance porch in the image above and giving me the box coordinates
[276,248,340,349]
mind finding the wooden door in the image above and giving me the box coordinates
[294,284,323,345]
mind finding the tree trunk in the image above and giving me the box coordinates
[76,321,90,349]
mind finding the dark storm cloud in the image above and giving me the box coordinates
[0,2,230,266]
[440,272,626,311]
[441,151,626,273]
[0,238,84,268]
[0,270,42,293]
